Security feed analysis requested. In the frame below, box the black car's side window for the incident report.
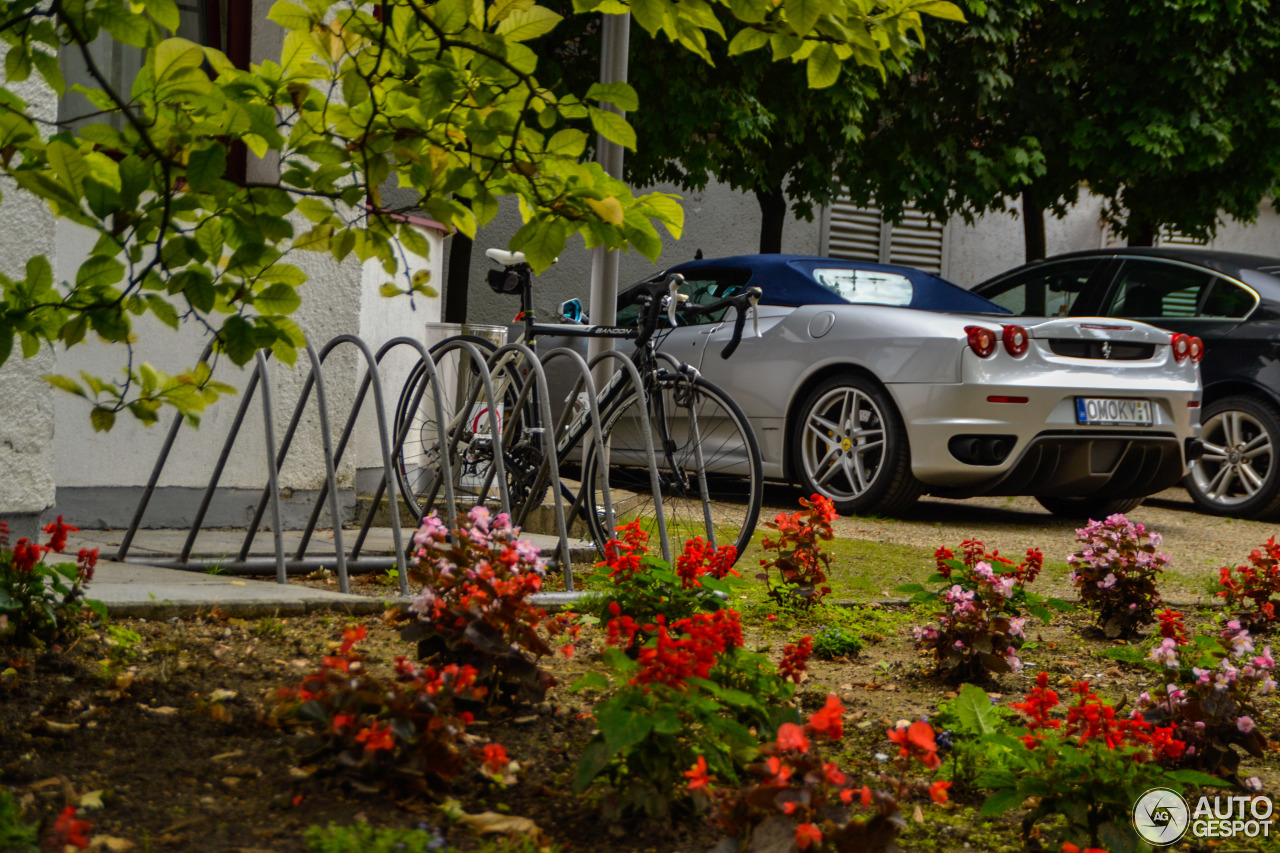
[1104,259,1252,320]
[677,280,744,325]
[980,259,1104,316]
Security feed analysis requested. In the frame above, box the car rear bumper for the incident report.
[928,431,1197,499]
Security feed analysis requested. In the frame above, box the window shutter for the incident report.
[825,195,947,275]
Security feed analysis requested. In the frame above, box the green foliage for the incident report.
[102,624,143,669]
[809,622,863,659]
[0,518,104,647]
[758,494,837,609]
[572,610,799,819]
[0,0,960,426]
[252,617,287,639]
[843,0,1280,255]
[304,822,447,853]
[932,682,1017,790]
[0,790,38,853]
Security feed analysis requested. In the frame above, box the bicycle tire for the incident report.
[394,335,514,521]
[582,373,763,562]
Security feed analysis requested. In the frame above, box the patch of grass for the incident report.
[252,617,287,639]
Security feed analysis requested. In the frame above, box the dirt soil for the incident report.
[2,594,1277,852]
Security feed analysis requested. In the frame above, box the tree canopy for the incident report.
[0,0,961,427]
[843,0,1280,260]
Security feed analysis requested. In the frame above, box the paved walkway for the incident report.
[68,528,594,618]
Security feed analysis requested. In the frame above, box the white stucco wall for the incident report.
[0,66,58,534]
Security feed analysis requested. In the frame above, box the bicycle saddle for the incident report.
[486,248,526,265]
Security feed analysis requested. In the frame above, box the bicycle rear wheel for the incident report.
[394,335,511,521]
[582,373,763,561]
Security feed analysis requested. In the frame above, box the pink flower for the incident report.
[1237,716,1255,734]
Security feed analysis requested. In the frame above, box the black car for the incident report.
[974,247,1280,520]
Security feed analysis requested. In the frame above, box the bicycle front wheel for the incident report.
[582,373,763,561]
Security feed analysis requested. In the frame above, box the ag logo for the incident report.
[1133,787,1190,844]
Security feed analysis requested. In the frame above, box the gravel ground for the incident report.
[758,483,1280,604]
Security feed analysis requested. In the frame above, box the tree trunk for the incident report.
[1126,217,1157,247]
[443,231,472,324]
[1021,188,1047,262]
[756,186,787,254]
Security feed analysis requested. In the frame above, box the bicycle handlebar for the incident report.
[680,286,762,359]
[617,273,687,348]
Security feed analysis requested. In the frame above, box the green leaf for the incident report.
[153,38,205,84]
[186,144,227,192]
[90,406,117,432]
[728,27,771,56]
[806,43,841,89]
[1168,769,1230,787]
[43,374,86,397]
[267,0,313,29]
[955,682,1000,735]
[47,140,88,197]
[586,82,639,112]
[784,0,825,37]
[496,5,562,41]
[571,671,611,692]
[595,703,654,755]
[76,256,125,290]
[915,0,966,22]
[589,108,637,150]
[220,315,259,365]
[0,319,13,367]
[510,218,567,272]
[574,738,610,792]
[546,129,588,158]
[253,283,301,315]
[980,788,1025,816]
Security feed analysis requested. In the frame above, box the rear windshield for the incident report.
[812,268,913,306]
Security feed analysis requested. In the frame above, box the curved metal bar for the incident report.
[439,337,512,515]
[490,342,573,585]
[303,343,351,593]
[181,365,264,564]
[536,346,612,531]
[117,342,215,561]
[310,334,411,592]
[242,367,318,563]
[255,351,288,584]
[587,349,670,560]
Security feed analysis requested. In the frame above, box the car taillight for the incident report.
[1171,333,1191,362]
[966,326,998,358]
[1188,335,1204,362]
[1002,324,1029,357]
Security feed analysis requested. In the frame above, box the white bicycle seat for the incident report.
[486,248,526,265]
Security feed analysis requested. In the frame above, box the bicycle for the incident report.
[393,248,765,561]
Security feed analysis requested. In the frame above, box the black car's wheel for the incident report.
[1186,395,1280,519]
[1035,495,1144,519]
[792,374,921,516]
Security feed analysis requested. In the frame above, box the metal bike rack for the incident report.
[115,330,683,596]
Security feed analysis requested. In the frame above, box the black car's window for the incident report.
[1104,259,1249,320]
[980,259,1103,316]
[1200,279,1257,319]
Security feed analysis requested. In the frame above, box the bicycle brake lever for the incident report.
[667,274,685,327]
[748,289,761,338]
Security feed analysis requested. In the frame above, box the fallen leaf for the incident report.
[913,804,924,824]
[209,689,237,702]
[211,751,244,762]
[140,705,179,715]
[89,836,134,851]
[79,790,106,809]
[457,812,550,848]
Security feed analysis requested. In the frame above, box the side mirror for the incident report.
[559,298,586,324]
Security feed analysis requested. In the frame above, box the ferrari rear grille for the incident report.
[1047,340,1155,360]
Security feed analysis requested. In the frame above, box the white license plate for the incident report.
[1076,397,1153,426]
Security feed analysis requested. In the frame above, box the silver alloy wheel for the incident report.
[799,385,886,502]
[1192,408,1275,508]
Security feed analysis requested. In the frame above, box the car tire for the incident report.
[1186,395,1280,519]
[792,374,921,516]
[1034,495,1145,519]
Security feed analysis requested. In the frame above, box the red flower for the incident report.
[684,755,713,791]
[480,743,510,774]
[1061,844,1109,853]
[354,721,395,752]
[806,694,844,741]
[929,779,952,804]
[339,624,367,655]
[76,548,98,582]
[331,713,354,732]
[45,806,91,849]
[765,755,793,786]
[776,722,810,753]
[43,515,78,553]
[821,762,846,786]
[779,636,814,683]
[11,538,46,573]
[795,822,823,850]
[887,720,941,769]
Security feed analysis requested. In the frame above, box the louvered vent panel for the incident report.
[827,199,884,262]
[888,208,945,273]
[1159,230,1210,248]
